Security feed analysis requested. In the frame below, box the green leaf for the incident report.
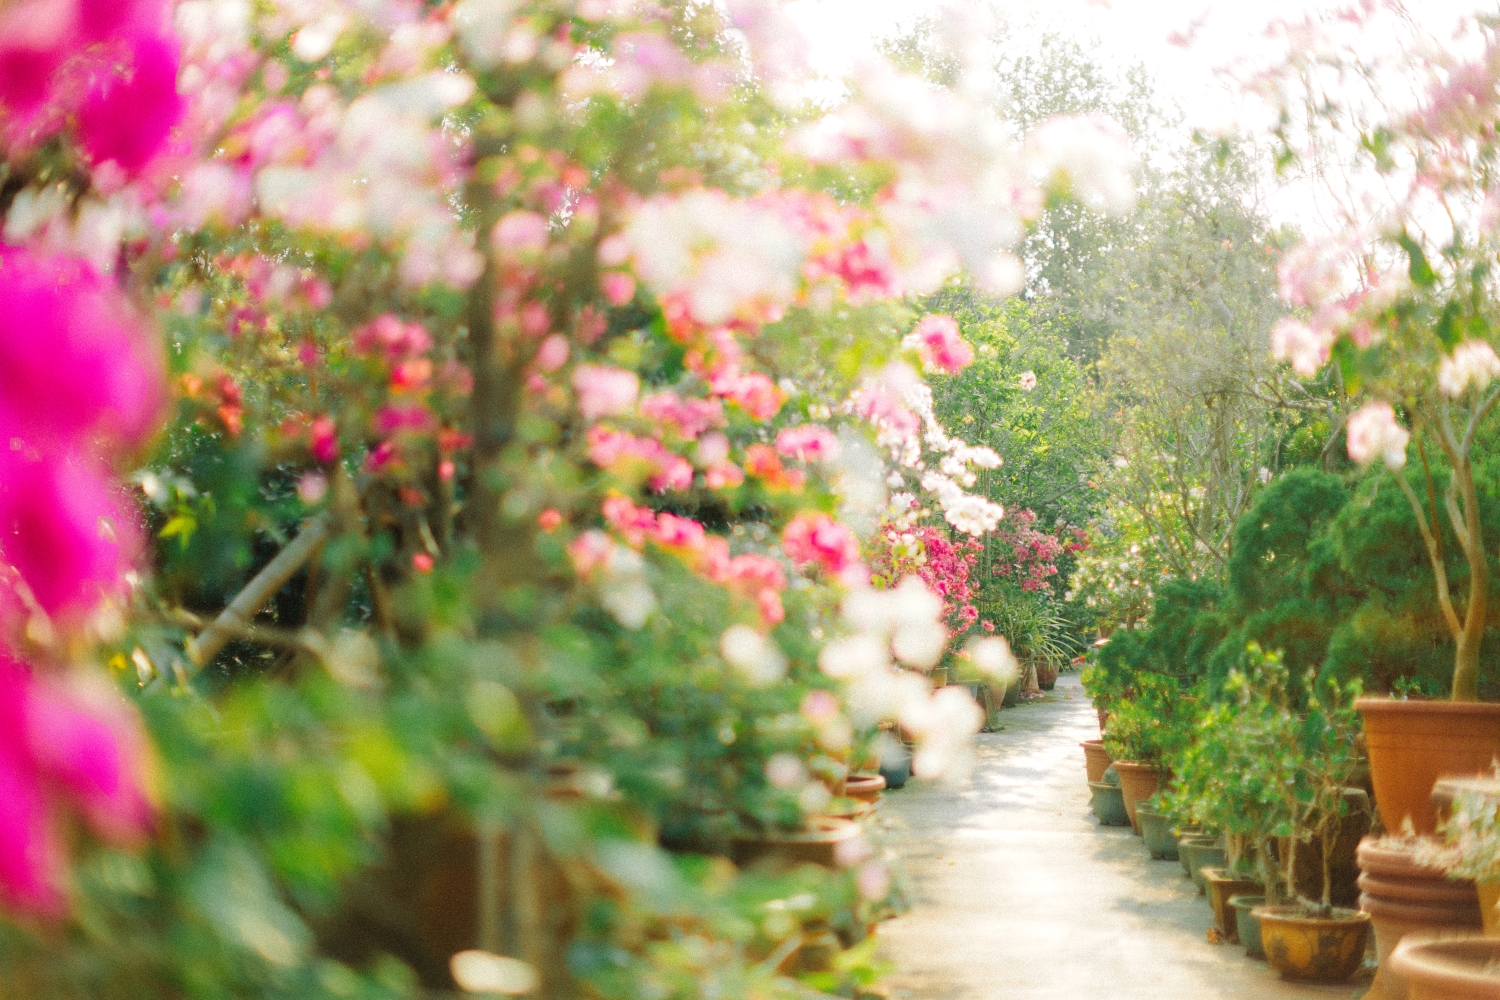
[1397,232,1436,288]
[1435,300,1463,349]
[159,514,197,549]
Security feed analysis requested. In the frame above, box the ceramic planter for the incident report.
[1253,906,1370,983]
[1230,895,1266,959]
[1111,761,1160,835]
[878,744,912,790]
[1482,882,1500,937]
[1036,662,1058,690]
[731,816,862,868]
[1356,697,1500,835]
[845,773,885,804]
[1203,869,1263,939]
[1135,806,1179,860]
[1180,836,1227,893]
[1088,781,1130,826]
[1389,935,1500,1000]
[1080,740,1113,784]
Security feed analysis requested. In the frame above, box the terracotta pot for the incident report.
[1357,698,1500,836]
[1482,882,1500,937]
[1088,781,1130,826]
[731,816,862,868]
[845,773,885,804]
[1080,740,1113,784]
[1254,906,1370,983]
[1111,761,1160,835]
[1390,934,1500,1000]
[1356,834,1482,986]
[1204,869,1263,940]
[1036,662,1059,690]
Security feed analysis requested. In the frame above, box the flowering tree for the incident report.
[0,0,1136,994]
[1252,2,1500,700]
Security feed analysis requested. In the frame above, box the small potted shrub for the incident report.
[1254,668,1371,984]
[1418,778,1500,935]
[1103,674,1198,834]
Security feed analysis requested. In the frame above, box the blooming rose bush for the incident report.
[0,0,1136,995]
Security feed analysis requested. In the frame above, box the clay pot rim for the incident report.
[1179,834,1223,847]
[1356,697,1500,716]
[1251,904,1370,928]
[1357,872,1479,904]
[1228,893,1265,909]
[1357,836,1461,880]
[1088,781,1124,792]
[1389,935,1500,988]
[1111,760,1161,774]
[1358,892,1485,924]
[1080,739,1105,747]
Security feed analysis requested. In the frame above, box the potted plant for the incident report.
[1102,674,1198,834]
[1254,669,1371,984]
[1418,778,1500,936]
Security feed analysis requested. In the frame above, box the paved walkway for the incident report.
[876,672,1373,1000]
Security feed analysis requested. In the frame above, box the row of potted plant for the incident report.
[1084,647,1373,983]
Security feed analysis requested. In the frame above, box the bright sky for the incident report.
[786,0,1484,132]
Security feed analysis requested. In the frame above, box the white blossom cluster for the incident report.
[819,578,984,778]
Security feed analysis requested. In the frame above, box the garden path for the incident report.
[875,672,1373,1000]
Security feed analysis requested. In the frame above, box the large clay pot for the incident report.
[1135,806,1179,860]
[1389,935,1500,1000]
[731,816,862,868]
[1036,662,1059,690]
[1111,761,1160,835]
[1357,698,1500,836]
[1204,869,1263,940]
[1482,882,1500,937]
[1088,781,1130,826]
[1254,906,1370,983]
[1080,740,1113,784]
[1230,895,1266,959]
[1357,835,1482,996]
[845,773,885,804]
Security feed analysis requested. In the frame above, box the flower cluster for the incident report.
[990,508,1066,593]
[868,521,985,638]
[0,246,161,909]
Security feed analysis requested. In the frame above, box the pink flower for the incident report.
[775,424,841,463]
[705,460,744,489]
[602,272,636,306]
[573,365,640,420]
[75,35,184,176]
[354,314,433,360]
[0,659,151,912]
[535,334,570,373]
[782,512,860,575]
[538,508,563,531]
[492,210,550,256]
[653,512,705,550]
[0,454,136,618]
[0,249,164,448]
[639,392,724,440]
[1347,401,1409,471]
[568,530,615,576]
[309,415,338,464]
[602,495,657,547]
[649,454,694,493]
[715,371,783,421]
[1019,371,1037,393]
[375,403,436,435]
[1271,318,1332,377]
[904,315,973,375]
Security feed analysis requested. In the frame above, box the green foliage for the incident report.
[1101,674,1200,768]
[1085,578,1227,706]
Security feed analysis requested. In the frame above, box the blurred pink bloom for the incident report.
[0,249,164,448]
[639,391,723,440]
[1346,401,1409,471]
[782,512,860,575]
[1271,318,1332,377]
[535,334,569,373]
[776,424,841,463]
[705,460,744,489]
[904,315,973,374]
[492,210,550,256]
[715,371,782,421]
[0,454,136,617]
[354,314,433,360]
[574,365,640,420]
[601,272,635,306]
[309,415,338,464]
[75,35,184,176]
[0,659,151,912]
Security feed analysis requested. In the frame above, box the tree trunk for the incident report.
[1454,461,1488,702]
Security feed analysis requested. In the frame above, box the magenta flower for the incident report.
[0,658,151,912]
[775,424,841,463]
[782,512,860,575]
[0,249,164,448]
[904,315,974,375]
[0,453,136,618]
[75,34,184,176]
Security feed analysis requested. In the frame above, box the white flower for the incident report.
[719,625,787,686]
[1019,370,1037,392]
[1438,340,1500,398]
[1023,115,1137,215]
[1346,401,1409,471]
[965,636,1018,683]
[765,752,806,788]
[818,634,889,679]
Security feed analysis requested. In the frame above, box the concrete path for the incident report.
[876,672,1373,1000]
